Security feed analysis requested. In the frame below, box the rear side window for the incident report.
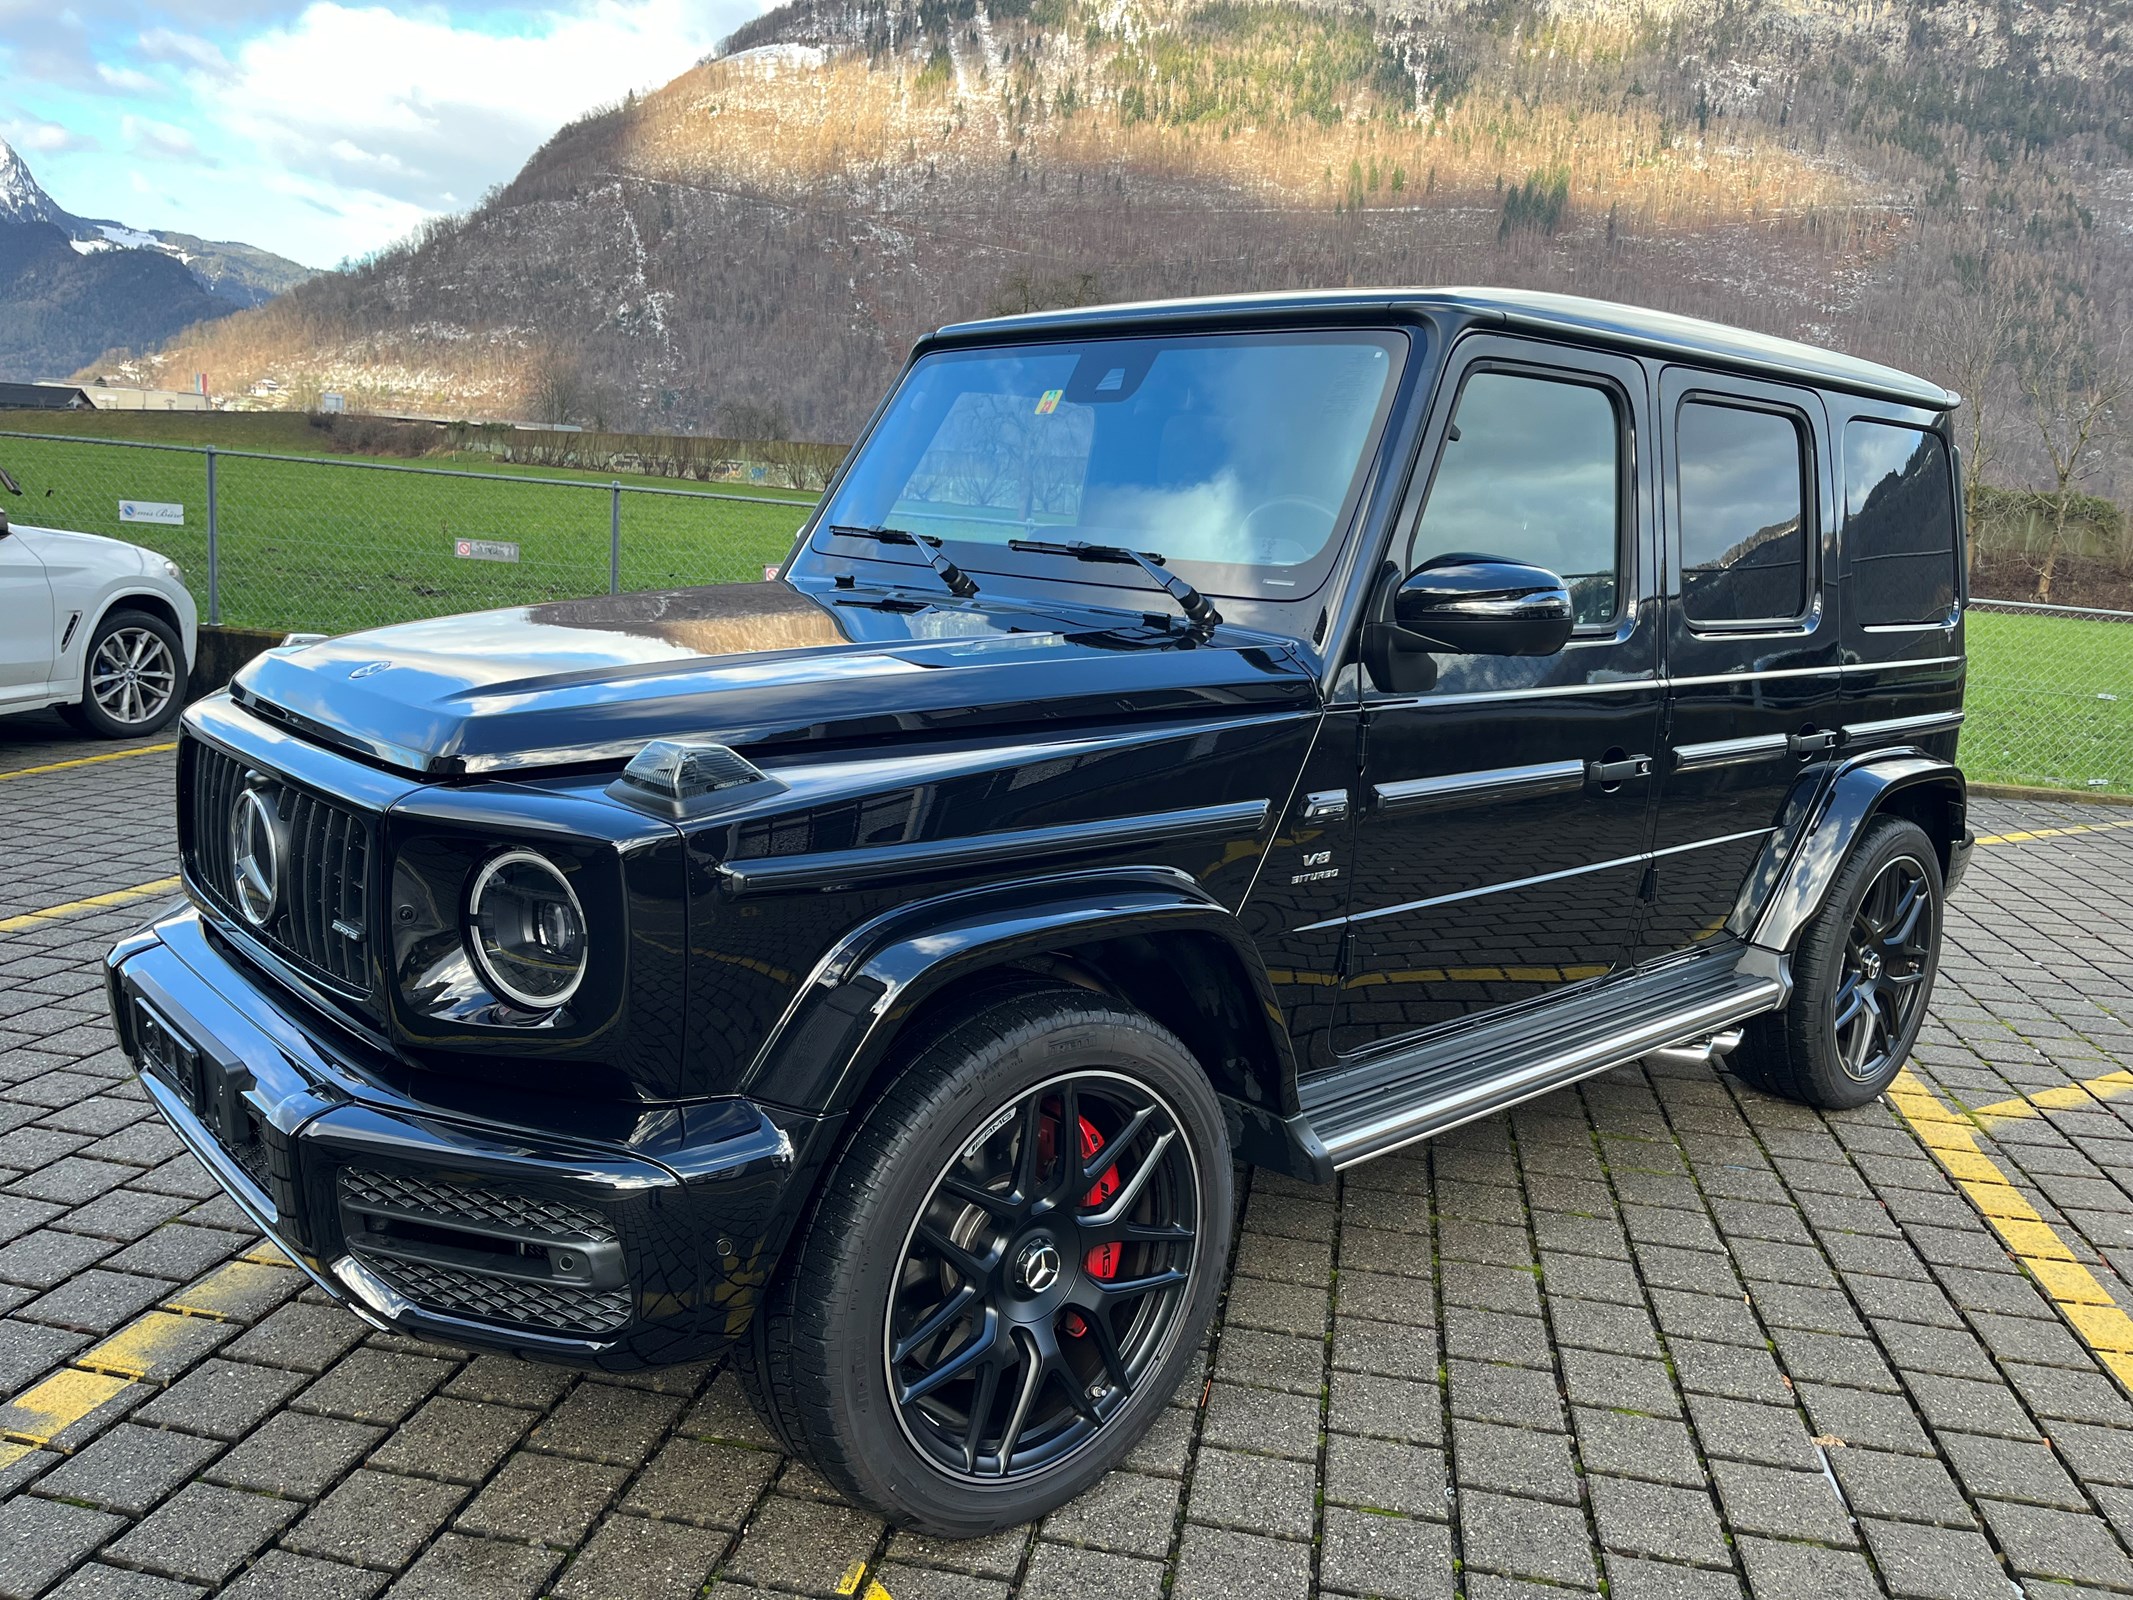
[1409,370,1622,625]
[1677,400,1810,627]
[1845,422,1957,625]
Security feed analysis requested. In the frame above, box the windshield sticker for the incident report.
[1033,388,1064,416]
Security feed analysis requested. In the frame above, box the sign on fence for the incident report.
[119,500,184,526]
[453,537,519,564]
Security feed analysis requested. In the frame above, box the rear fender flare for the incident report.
[1745,751,1967,953]
[740,866,1300,1125]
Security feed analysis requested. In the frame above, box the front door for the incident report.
[1332,337,1662,1058]
[0,531,53,704]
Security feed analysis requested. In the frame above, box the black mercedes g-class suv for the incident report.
[107,289,1969,1534]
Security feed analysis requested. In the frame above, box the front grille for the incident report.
[339,1167,614,1243]
[188,740,374,995]
[355,1253,634,1335]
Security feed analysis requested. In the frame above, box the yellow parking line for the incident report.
[837,1562,893,1600]
[0,1369,133,1447]
[1968,1068,2133,1128]
[0,742,176,782]
[0,877,180,936]
[0,1264,298,1457]
[1975,818,2133,847]
[1887,1070,2133,1387]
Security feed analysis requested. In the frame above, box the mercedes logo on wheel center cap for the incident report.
[228,784,285,929]
[1016,1238,1063,1295]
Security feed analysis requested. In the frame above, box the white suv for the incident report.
[0,505,198,739]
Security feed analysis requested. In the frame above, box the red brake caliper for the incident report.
[1063,1115,1121,1338]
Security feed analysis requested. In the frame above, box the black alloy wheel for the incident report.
[1832,853,1936,1084]
[732,982,1232,1536]
[885,1070,1200,1480]
[1730,814,1944,1109]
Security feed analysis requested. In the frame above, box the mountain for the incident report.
[130,0,2133,462]
[0,139,313,379]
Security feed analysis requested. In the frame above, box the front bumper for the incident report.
[107,907,819,1369]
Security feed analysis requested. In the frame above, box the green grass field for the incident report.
[1964,608,2133,796]
[4,425,2126,798]
[0,430,814,636]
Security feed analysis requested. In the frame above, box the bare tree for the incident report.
[527,346,585,428]
[1920,247,2030,583]
[2014,296,2126,601]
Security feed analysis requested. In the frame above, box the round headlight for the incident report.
[466,850,588,1010]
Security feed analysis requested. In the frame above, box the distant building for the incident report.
[83,382,211,412]
[0,382,95,411]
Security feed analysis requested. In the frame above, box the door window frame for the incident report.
[1669,385,1823,637]
[1353,334,1655,697]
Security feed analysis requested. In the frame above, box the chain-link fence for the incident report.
[0,430,817,637]
[6,429,2131,799]
[1965,597,2133,798]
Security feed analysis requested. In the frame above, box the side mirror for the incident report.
[0,509,10,539]
[1361,555,1574,694]
[1392,556,1575,656]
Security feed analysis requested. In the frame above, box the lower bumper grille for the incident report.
[356,1253,634,1335]
[336,1165,632,1339]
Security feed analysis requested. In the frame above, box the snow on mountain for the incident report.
[0,138,308,310]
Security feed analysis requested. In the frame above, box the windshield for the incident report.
[813,329,1406,600]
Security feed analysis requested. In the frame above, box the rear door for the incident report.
[1641,369,1841,961]
[1332,336,1662,1058]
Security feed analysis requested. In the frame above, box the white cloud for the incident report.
[136,28,231,75]
[4,120,99,155]
[207,1,750,216]
[96,61,161,92]
[124,115,204,161]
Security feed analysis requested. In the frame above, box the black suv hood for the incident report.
[230,581,1316,776]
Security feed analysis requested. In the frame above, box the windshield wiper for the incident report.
[826,524,979,599]
[1007,539,1221,632]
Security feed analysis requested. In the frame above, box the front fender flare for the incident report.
[1746,751,1968,953]
[740,864,1306,1135]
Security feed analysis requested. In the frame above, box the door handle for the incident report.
[1788,729,1841,757]
[1587,754,1653,787]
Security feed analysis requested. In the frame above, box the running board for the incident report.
[1298,952,1788,1171]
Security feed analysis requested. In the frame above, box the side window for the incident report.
[1845,422,1957,625]
[1408,370,1621,625]
[1677,400,1810,627]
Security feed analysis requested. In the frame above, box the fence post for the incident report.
[609,481,622,596]
[205,447,220,626]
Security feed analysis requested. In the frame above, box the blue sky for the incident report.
[1,2,771,269]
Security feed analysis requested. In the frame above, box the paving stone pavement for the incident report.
[6,717,2133,1598]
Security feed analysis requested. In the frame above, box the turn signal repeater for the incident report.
[609,738,786,817]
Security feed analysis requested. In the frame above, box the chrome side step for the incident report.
[1313,972,1785,1172]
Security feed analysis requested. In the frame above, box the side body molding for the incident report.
[1742,750,1969,954]
[741,868,1325,1178]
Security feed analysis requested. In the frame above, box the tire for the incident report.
[1731,816,1943,1109]
[736,982,1233,1535]
[69,608,185,739]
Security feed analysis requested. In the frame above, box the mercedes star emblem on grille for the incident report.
[228,783,284,928]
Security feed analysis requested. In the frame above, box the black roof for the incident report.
[932,287,1956,412]
[0,381,94,410]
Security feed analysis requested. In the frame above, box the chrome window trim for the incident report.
[1672,733,1791,771]
[1841,711,1965,742]
[1373,759,1586,815]
[1360,655,1963,713]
